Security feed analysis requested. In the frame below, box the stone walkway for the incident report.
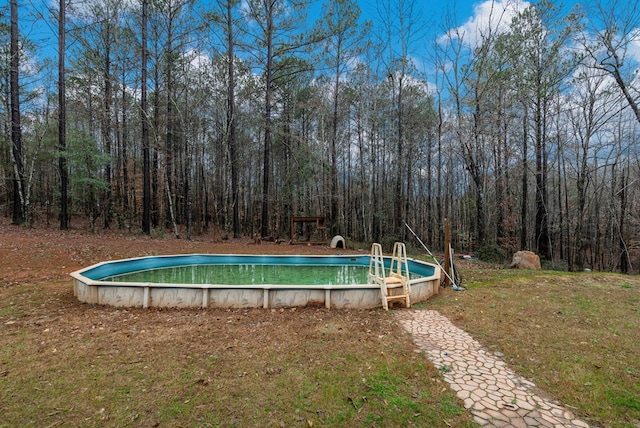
[395,310,590,428]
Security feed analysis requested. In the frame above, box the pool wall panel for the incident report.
[150,288,203,308]
[74,279,99,304]
[208,289,264,308]
[410,277,440,301]
[98,286,145,307]
[269,289,326,308]
[71,254,441,309]
[330,289,380,309]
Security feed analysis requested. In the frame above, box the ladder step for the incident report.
[369,242,411,310]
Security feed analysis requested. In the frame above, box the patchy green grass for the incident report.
[0,281,475,427]
[428,263,640,428]
[2,225,638,427]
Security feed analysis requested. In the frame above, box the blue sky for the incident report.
[359,0,479,28]
[16,0,507,61]
[352,0,534,78]
[13,0,591,90]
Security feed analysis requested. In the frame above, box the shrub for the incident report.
[475,244,505,263]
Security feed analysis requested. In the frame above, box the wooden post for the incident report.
[444,218,452,287]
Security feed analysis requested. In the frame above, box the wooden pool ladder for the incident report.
[368,242,411,310]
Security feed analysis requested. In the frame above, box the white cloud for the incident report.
[186,49,211,71]
[626,27,640,62]
[440,0,530,48]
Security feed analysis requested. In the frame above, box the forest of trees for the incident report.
[2,0,640,272]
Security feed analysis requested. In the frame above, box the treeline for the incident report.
[1,0,639,272]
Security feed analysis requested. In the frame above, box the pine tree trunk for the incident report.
[58,0,68,230]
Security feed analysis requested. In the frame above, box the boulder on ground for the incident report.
[509,250,541,270]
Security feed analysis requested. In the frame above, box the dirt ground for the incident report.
[2,220,476,427]
[0,218,365,322]
[0,219,358,268]
[4,220,638,426]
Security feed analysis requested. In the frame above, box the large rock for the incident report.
[509,250,541,270]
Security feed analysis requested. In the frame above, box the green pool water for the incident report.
[106,264,372,286]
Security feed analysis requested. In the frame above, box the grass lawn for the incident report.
[1,226,639,427]
[426,261,640,428]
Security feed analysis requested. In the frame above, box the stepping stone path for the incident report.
[396,310,591,428]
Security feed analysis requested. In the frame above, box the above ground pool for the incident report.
[71,254,440,309]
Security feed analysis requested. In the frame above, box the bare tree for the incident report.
[10,0,26,225]
[209,0,243,238]
[436,6,491,250]
[505,1,578,260]
[142,0,151,234]
[225,0,240,239]
[59,0,68,230]
[244,0,313,239]
[376,0,424,239]
[566,65,620,270]
[581,0,640,123]
[316,0,370,236]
